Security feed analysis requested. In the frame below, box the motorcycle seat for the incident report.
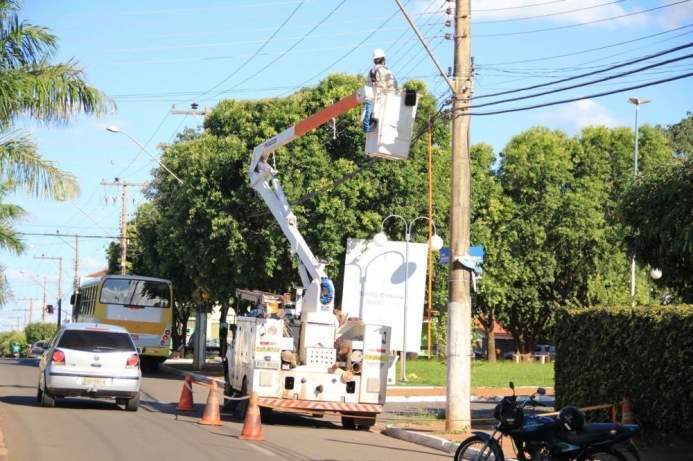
[559,423,626,446]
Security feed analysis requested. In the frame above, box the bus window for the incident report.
[131,281,171,308]
[101,279,133,304]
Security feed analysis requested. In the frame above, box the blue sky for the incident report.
[1,0,692,330]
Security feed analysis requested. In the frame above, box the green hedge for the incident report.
[555,305,693,440]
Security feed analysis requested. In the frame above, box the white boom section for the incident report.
[249,87,371,318]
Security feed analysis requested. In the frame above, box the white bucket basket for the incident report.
[366,89,419,161]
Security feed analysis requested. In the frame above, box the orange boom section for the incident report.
[295,91,362,137]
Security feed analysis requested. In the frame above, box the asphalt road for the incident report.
[0,358,448,461]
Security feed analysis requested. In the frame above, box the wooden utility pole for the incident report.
[34,255,63,326]
[42,275,47,322]
[101,179,146,274]
[447,0,473,432]
[73,235,80,295]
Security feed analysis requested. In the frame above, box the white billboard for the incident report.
[341,238,429,353]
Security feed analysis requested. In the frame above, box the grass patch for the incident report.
[403,359,554,387]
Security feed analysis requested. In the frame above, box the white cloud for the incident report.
[82,256,106,272]
[538,98,625,133]
[415,0,650,28]
[656,1,693,27]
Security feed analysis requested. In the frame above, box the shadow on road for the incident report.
[0,358,38,368]
[325,438,450,458]
[0,394,123,411]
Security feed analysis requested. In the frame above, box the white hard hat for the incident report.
[372,48,385,60]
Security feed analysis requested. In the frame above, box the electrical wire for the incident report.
[466,71,693,116]
[188,0,305,103]
[474,0,626,24]
[280,0,412,96]
[481,24,692,66]
[474,0,568,12]
[472,52,693,109]
[476,1,689,38]
[475,41,693,99]
[210,0,348,99]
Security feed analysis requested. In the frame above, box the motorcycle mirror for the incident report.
[537,387,546,395]
[509,381,515,390]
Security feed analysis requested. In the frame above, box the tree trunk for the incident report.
[487,328,497,362]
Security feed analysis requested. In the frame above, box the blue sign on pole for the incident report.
[438,246,485,272]
[438,247,450,265]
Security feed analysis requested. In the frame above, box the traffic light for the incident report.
[46,304,54,314]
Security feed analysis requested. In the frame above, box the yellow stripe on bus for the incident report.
[102,320,164,335]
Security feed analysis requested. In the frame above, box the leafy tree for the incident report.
[0,0,111,303]
[114,75,452,350]
[23,321,56,343]
[620,158,693,301]
[663,111,692,158]
[0,329,26,355]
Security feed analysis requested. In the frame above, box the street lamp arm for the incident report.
[110,128,184,184]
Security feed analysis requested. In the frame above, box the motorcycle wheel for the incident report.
[581,449,628,461]
[454,435,503,461]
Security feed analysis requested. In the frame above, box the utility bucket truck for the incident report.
[224,86,418,429]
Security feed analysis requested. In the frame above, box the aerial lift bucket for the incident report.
[365,88,418,161]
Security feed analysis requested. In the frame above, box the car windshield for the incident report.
[100,278,171,308]
[57,330,135,352]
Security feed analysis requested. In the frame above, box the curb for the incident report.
[383,426,459,455]
[160,364,224,387]
[383,426,521,460]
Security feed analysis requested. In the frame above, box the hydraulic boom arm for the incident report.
[248,86,372,318]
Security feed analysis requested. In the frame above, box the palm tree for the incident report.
[0,0,113,302]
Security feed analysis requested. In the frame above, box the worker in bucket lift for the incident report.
[363,48,398,132]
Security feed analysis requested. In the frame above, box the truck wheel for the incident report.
[341,416,356,430]
[260,406,273,424]
[234,377,249,420]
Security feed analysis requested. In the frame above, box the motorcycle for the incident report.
[454,382,641,461]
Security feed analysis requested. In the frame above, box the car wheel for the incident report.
[125,392,140,412]
[40,389,55,408]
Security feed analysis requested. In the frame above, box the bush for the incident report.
[555,305,693,440]
[0,330,28,356]
[24,322,57,344]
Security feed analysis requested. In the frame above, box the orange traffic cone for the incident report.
[239,392,264,441]
[621,398,634,424]
[177,374,194,411]
[199,380,223,426]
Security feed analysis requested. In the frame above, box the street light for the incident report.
[373,214,443,382]
[627,97,651,306]
[106,125,184,184]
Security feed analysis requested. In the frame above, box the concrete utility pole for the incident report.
[394,0,473,431]
[447,0,473,432]
[101,179,147,274]
[42,275,47,322]
[73,235,80,296]
[34,255,63,326]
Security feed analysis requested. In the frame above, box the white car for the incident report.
[37,323,142,411]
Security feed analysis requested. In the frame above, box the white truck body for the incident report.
[226,316,391,416]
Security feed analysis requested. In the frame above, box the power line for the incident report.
[481,24,692,66]
[189,0,305,103]
[211,0,348,99]
[472,52,693,109]
[474,0,626,24]
[466,71,693,116]
[474,0,568,12]
[17,232,121,239]
[280,1,411,96]
[476,41,693,99]
[476,1,689,38]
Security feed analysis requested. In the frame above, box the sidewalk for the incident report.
[161,359,555,404]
